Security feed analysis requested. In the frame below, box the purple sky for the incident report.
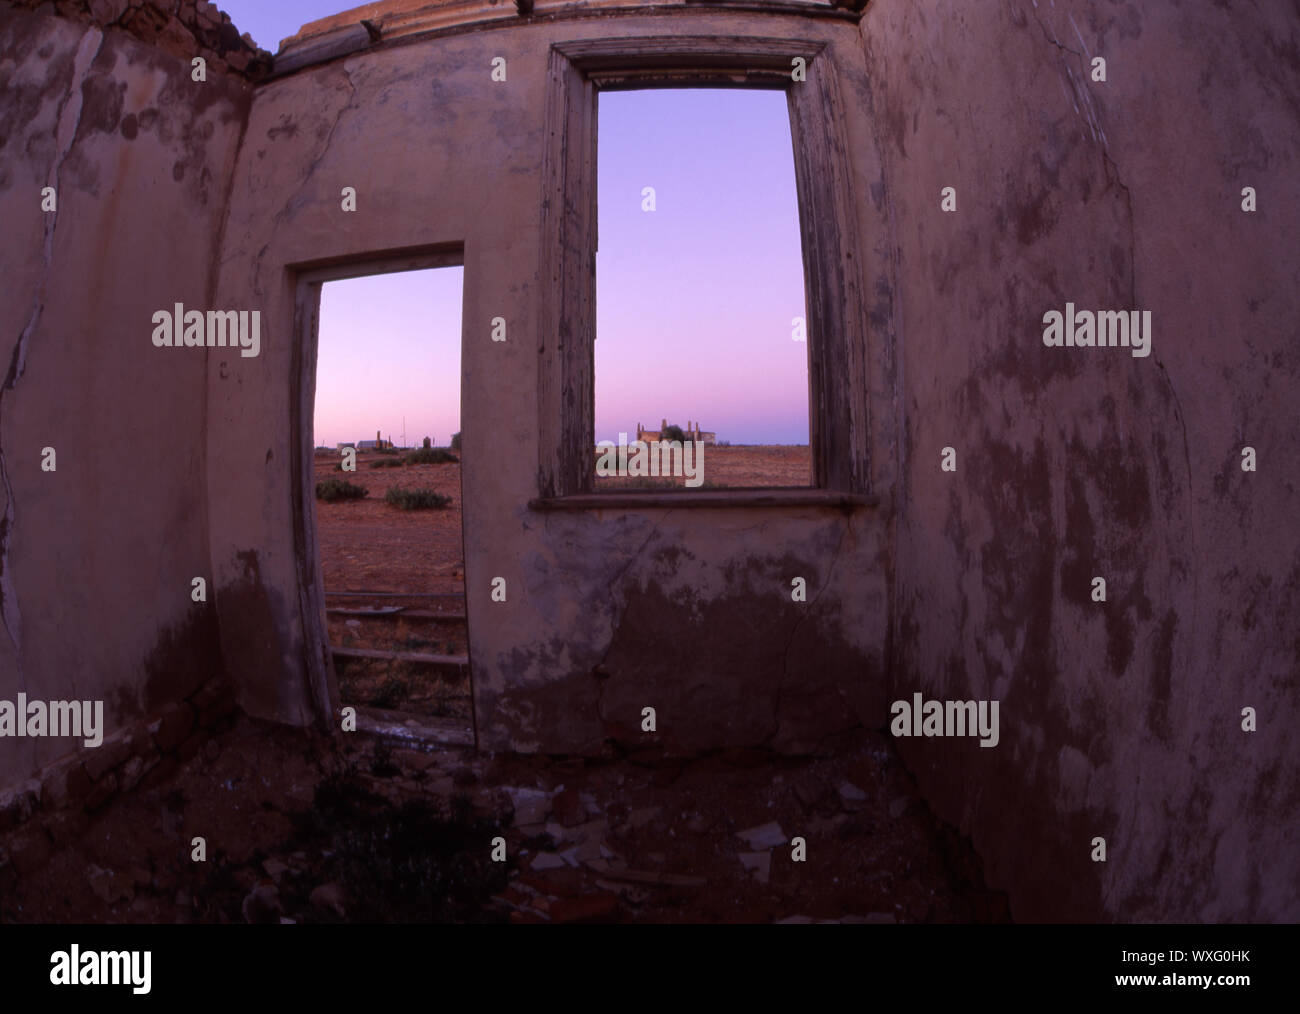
[214,1,327,53]
[220,4,810,447]
[315,268,464,449]
[595,87,808,445]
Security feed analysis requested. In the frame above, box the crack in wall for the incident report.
[250,62,360,301]
[1030,5,1109,149]
[1102,144,1197,918]
[1030,4,1083,59]
[1103,149,1199,633]
[0,26,105,670]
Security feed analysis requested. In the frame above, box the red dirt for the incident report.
[1,717,1006,925]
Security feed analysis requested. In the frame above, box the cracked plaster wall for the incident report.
[0,5,250,785]
[208,10,893,755]
[863,0,1300,921]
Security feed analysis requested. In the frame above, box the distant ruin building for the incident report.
[636,418,716,445]
[357,429,394,451]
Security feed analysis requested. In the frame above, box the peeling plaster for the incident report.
[0,25,104,666]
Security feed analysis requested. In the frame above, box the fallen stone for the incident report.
[41,810,90,848]
[736,821,787,850]
[84,773,119,812]
[504,786,550,825]
[153,703,195,752]
[89,0,131,24]
[84,738,132,781]
[595,879,651,905]
[838,781,867,801]
[41,759,93,809]
[530,852,567,871]
[118,755,148,792]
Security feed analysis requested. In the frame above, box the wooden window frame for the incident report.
[533,35,873,509]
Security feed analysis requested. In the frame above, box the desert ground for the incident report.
[2,716,1005,924]
[314,446,814,720]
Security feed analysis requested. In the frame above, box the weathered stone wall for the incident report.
[6,0,270,77]
[0,4,251,786]
[862,1,1300,921]
[0,675,236,873]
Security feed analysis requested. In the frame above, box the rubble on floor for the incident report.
[0,717,1009,924]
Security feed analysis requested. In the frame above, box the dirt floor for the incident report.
[0,445,1010,922]
[0,716,1007,924]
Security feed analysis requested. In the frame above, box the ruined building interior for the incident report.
[0,0,1297,929]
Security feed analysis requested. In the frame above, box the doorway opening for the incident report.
[300,253,472,742]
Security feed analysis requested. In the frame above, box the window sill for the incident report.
[528,488,880,511]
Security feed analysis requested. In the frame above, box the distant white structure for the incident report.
[636,418,716,445]
[355,429,393,451]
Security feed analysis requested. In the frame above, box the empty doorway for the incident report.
[296,250,473,743]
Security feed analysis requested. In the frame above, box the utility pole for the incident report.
[402,416,406,451]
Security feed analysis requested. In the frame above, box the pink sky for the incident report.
[311,87,809,449]
[314,268,464,449]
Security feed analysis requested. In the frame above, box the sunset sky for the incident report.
[218,3,810,448]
